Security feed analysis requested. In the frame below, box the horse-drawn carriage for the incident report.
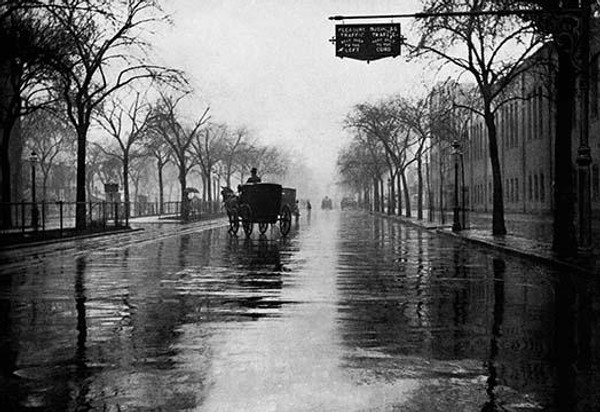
[221,183,295,236]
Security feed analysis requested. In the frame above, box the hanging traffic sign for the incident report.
[335,23,402,62]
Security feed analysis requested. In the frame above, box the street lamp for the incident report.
[576,0,593,253]
[451,140,462,232]
[28,151,39,231]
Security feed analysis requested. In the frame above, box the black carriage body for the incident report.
[239,183,282,224]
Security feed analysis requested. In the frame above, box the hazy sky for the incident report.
[156,0,429,189]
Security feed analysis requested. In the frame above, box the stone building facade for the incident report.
[430,44,600,228]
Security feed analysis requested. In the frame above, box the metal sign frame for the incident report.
[335,23,402,62]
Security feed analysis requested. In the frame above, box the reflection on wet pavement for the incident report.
[0,210,599,411]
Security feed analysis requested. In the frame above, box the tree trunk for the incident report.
[552,46,577,255]
[401,170,411,218]
[42,171,49,201]
[179,166,188,221]
[380,179,385,213]
[206,170,213,203]
[75,126,88,230]
[417,151,423,220]
[484,106,507,235]
[123,154,129,226]
[397,173,402,216]
[373,178,380,212]
[439,153,445,225]
[389,172,396,215]
[1,123,14,228]
[0,59,21,228]
[157,160,164,214]
[426,151,433,222]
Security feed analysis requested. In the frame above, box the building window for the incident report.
[593,164,599,201]
[540,173,545,202]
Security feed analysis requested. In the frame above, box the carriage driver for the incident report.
[246,167,262,184]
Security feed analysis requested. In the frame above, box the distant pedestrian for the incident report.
[306,200,312,210]
[246,167,261,183]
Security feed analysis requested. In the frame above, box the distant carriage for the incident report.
[221,183,295,237]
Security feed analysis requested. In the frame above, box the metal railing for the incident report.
[0,200,224,236]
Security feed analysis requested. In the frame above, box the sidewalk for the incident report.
[0,213,227,250]
[380,211,599,276]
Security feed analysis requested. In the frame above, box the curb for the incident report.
[0,227,144,251]
[375,212,596,276]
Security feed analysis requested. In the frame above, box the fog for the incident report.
[155,0,429,202]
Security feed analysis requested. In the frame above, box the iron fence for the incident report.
[0,200,223,236]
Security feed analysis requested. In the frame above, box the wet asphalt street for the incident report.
[0,210,599,411]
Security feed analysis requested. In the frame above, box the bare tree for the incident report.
[149,92,210,220]
[48,0,186,229]
[221,126,250,187]
[191,122,226,205]
[337,136,387,211]
[250,145,288,182]
[97,92,151,225]
[395,96,434,220]
[21,106,75,200]
[128,155,153,215]
[0,2,68,226]
[86,143,121,200]
[413,0,544,235]
[145,126,172,214]
[511,0,586,254]
[345,99,418,216]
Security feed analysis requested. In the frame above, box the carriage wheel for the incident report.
[240,204,253,237]
[280,205,292,236]
[258,222,269,234]
[228,210,239,235]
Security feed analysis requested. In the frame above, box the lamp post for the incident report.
[576,0,593,253]
[452,140,462,232]
[29,151,39,231]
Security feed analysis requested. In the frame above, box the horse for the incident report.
[221,186,240,233]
